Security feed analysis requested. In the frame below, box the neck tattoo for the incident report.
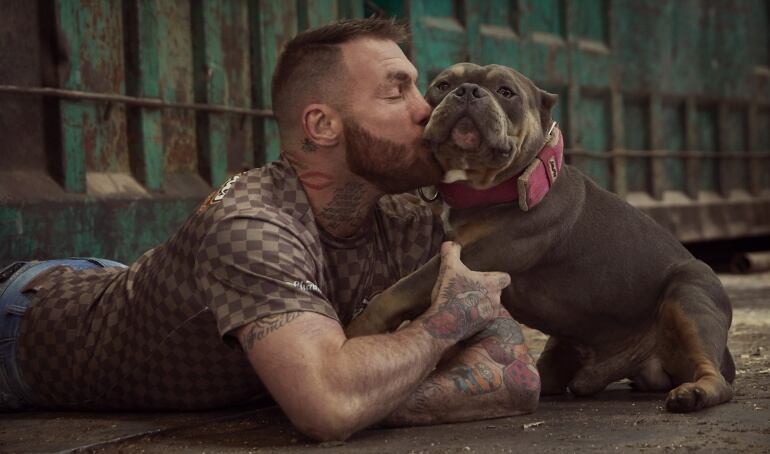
[301,138,318,153]
[318,181,367,234]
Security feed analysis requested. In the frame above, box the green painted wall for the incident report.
[1,0,769,265]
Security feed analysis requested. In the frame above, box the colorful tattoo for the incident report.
[242,312,302,351]
[449,362,502,395]
[503,359,540,393]
[422,276,489,340]
[474,317,526,365]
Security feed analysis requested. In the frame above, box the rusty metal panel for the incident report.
[192,0,253,186]
[124,0,163,192]
[56,0,129,192]
[250,0,298,164]
[157,0,198,174]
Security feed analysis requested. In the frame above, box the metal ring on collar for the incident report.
[418,187,439,203]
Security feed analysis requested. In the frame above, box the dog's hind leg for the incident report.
[536,336,582,395]
[657,260,734,412]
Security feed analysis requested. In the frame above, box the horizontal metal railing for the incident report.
[2,84,768,160]
[0,84,274,117]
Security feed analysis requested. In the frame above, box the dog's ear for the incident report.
[540,89,558,111]
[539,89,558,132]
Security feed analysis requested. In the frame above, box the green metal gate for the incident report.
[1,0,769,264]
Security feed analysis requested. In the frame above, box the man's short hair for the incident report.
[271,18,409,133]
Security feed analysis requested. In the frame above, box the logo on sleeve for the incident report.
[196,172,246,215]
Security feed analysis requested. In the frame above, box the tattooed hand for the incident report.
[421,242,510,342]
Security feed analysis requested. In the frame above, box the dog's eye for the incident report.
[497,87,515,98]
[436,81,450,91]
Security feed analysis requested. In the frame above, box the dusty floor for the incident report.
[1,272,768,453]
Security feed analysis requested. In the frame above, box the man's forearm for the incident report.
[380,312,540,426]
[324,322,455,431]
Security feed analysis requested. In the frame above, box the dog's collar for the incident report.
[436,124,563,211]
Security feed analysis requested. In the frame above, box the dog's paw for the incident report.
[665,383,706,412]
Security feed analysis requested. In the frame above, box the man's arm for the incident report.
[235,242,509,441]
[380,307,540,426]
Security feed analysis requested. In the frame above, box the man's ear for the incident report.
[301,104,342,147]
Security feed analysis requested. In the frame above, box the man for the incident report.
[0,18,539,441]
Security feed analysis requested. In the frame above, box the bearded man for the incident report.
[0,18,539,441]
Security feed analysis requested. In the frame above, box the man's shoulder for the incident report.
[199,159,312,225]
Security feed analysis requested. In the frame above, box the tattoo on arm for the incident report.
[241,312,302,352]
[472,315,540,395]
[449,362,502,395]
[422,275,489,340]
[404,377,445,415]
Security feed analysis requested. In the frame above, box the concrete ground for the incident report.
[1,272,769,453]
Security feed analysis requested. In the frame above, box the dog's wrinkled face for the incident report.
[424,63,558,189]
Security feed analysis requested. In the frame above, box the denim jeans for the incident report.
[0,258,127,410]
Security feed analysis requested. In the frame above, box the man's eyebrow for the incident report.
[386,70,414,84]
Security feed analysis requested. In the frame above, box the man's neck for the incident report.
[285,151,382,238]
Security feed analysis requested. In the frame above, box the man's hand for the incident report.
[421,241,511,342]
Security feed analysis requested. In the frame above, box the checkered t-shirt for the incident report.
[17,158,443,410]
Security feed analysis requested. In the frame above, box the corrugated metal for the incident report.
[0,0,768,265]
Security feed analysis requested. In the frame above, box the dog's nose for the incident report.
[453,83,486,101]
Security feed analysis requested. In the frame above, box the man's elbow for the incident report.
[507,372,541,414]
[287,397,361,442]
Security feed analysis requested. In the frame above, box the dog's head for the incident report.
[423,63,558,189]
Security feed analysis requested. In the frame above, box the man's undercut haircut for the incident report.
[271,18,409,132]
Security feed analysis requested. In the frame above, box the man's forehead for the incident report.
[341,38,417,80]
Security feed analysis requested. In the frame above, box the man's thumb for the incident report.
[485,272,511,291]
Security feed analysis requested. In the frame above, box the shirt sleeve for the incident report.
[195,212,339,340]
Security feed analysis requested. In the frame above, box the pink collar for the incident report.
[437,129,564,211]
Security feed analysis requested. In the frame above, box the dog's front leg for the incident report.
[345,254,440,337]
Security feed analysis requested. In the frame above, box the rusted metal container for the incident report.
[1,0,768,264]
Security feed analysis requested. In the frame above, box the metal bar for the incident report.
[649,94,664,199]
[55,0,86,193]
[611,91,626,198]
[124,0,164,192]
[717,102,730,197]
[684,97,699,199]
[0,85,274,117]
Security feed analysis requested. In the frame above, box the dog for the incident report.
[345,63,735,412]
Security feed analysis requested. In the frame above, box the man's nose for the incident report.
[453,83,487,101]
[414,95,432,127]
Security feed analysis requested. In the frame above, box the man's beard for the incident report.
[344,118,443,194]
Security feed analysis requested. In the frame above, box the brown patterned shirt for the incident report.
[17,159,443,410]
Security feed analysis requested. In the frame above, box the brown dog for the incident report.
[345,63,735,412]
